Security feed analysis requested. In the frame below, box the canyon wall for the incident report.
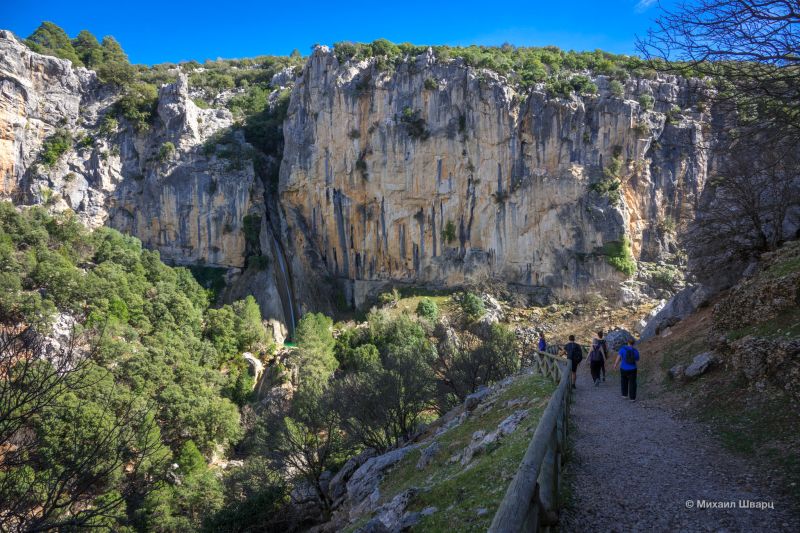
[280,47,708,306]
[1,29,714,329]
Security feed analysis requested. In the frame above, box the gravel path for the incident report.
[560,365,799,532]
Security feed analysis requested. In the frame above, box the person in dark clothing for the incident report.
[613,338,640,401]
[563,335,583,389]
[588,333,607,387]
[538,332,547,353]
[597,330,608,382]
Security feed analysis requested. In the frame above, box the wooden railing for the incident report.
[490,350,572,532]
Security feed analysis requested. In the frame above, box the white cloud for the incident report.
[635,0,658,13]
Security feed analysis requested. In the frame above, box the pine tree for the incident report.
[26,21,82,66]
[72,29,103,68]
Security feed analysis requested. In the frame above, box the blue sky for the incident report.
[2,0,671,65]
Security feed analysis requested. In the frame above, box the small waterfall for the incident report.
[269,234,297,336]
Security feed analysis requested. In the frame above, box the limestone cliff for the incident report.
[279,47,708,307]
[0,30,294,329]
[2,29,715,331]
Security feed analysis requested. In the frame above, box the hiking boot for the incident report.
[594,379,599,387]
[621,395,627,399]
[602,376,606,382]
[629,398,636,402]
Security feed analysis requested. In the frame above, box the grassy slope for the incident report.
[347,372,555,532]
[639,245,800,507]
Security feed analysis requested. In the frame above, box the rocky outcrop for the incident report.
[683,351,715,378]
[280,46,709,308]
[0,30,96,199]
[0,31,295,329]
[641,284,710,340]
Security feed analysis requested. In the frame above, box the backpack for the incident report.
[621,346,637,365]
[567,342,583,364]
[589,342,602,362]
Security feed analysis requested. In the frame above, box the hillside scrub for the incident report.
[372,371,555,532]
[331,39,675,88]
[0,202,270,530]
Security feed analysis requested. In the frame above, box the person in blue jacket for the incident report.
[613,338,640,401]
[537,332,547,352]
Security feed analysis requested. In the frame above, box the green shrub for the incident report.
[377,288,400,306]
[546,78,573,98]
[666,105,682,124]
[77,135,94,149]
[633,121,650,136]
[424,77,439,90]
[39,130,72,166]
[658,215,677,235]
[638,94,654,111]
[96,60,135,86]
[609,79,624,98]
[415,298,439,321]
[157,141,175,162]
[569,75,598,96]
[115,82,158,131]
[442,220,457,244]
[99,115,119,137]
[650,264,680,289]
[242,214,261,251]
[601,238,636,276]
[399,107,430,140]
[460,292,485,321]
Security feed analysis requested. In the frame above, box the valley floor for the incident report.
[560,367,800,532]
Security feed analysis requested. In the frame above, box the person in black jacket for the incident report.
[563,335,583,389]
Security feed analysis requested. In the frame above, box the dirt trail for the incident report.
[560,364,799,532]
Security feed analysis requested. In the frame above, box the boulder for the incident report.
[667,364,685,380]
[684,352,715,378]
[604,328,636,352]
[346,446,417,517]
[461,410,528,465]
[463,386,491,411]
[641,285,711,340]
[416,442,440,470]
[329,449,378,507]
[373,488,417,531]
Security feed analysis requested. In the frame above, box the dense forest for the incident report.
[0,201,520,531]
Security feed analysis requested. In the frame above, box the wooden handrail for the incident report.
[490,349,572,532]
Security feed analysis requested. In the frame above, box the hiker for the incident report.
[588,332,607,386]
[538,332,547,353]
[563,335,583,389]
[597,330,608,382]
[613,338,640,401]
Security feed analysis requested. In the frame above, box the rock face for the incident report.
[0,31,294,329]
[3,31,717,329]
[280,46,709,308]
